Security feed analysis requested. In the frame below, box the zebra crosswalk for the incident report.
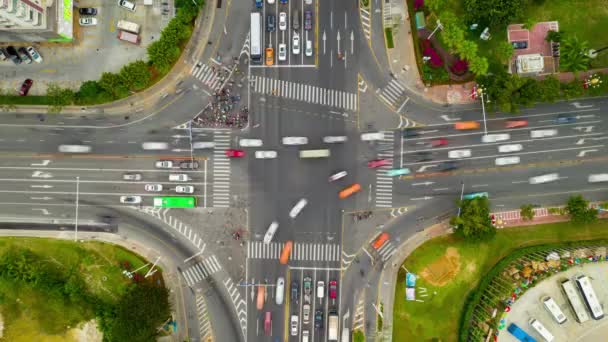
[196,295,214,341]
[224,277,247,338]
[182,255,223,286]
[352,296,366,331]
[250,76,358,111]
[375,131,394,208]
[378,79,407,109]
[212,130,231,208]
[360,7,371,41]
[247,241,341,262]
[190,62,224,91]
[377,240,397,262]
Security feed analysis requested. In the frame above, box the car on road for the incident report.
[292,33,300,54]
[413,152,433,162]
[303,304,310,324]
[438,161,458,171]
[192,141,215,149]
[282,136,308,145]
[118,0,136,12]
[316,281,325,299]
[266,14,275,32]
[329,171,347,182]
[387,168,410,177]
[323,136,347,143]
[265,47,274,66]
[314,310,323,329]
[180,161,199,169]
[531,129,557,138]
[280,0,288,3]
[225,149,245,158]
[505,119,528,128]
[304,277,312,298]
[255,150,277,159]
[448,149,472,159]
[339,183,361,199]
[289,198,308,218]
[255,0,263,8]
[305,40,313,57]
[329,280,337,299]
[19,79,33,96]
[431,138,448,147]
[58,144,91,153]
[279,12,287,30]
[402,128,421,137]
[144,184,163,192]
[304,10,312,30]
[239,138,263,147]
[123,173,142,181]
[495,156,520,166]
[26,46,42,63]
[361,132,384,141]
[264,311,272,336]
[482,133,510,143]
[155,160,174,168]
[267,0,275,3]
[372,233,389,249]
[291,281,299,303]
[498,144,523,153]
[276,277,285,305]
[175,185,194,194]
[142,142,169,150]
[292,10,300,30]
[454,121,480,130]
[367,159,390,168]
[120,195,141,204]
[588,174,608,183]
[305,0,312,4]
[529,173,559,184]
[79,17,98,26]
[263,221,279,243]
[290,315,299,336]
[278,43,287,61]
[169,174,189,182]
[556,114,576,124]
[78,7,97,15]
[17,47,32,64]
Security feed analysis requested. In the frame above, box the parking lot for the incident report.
[0,0,172,95]
[503,262,608,342]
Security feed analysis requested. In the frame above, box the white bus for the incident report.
[528,318,554,342]
[561,279,589,323]
[250,13,262,64]
[341,327,350,342]
[542,296,567,324]
[575,275,604,320]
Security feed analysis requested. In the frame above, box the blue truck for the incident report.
[507,323,537,342]
[255,0,262,8]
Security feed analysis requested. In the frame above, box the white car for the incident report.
[495,156,520,166]
[279,12,287,31]
[305,0,312,4]
[123,173,142,181]
[276,277,285,305]
[79,17,98,26]
[26,46,43,63]
[263,221,279,244]
[292,33,300,55]
[316,281,325,299]
[323,136,347,143]
[155,160,173,168]
[282,136,308,145]
[268,0,275,3]
[278,44,287,61]
[192,141,215,149]
[289,198,308,218]
[144,184,163,192]
[142,142,169,150]
[290,315,299,336]
[175,185,194,194]
[361,132,384,141]
[58,145,91,153]
[498,144,523,153]
[118,0,136,11]
[169,174,189,182]
[529,173,559,184]
[329,171,347,182]
[303,304,310,324]
[588,174,608,183]
[481,133,510,143]
[120,195,141,204]
[531,129,558,138]
[239,138,263,147]
[305,40,313,57]
[255,150,278,159]
[448,149,472,159]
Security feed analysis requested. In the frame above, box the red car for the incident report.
[367,159,390,168]
[329,280,337,299]
[431,138,448,147]
[505,119,528,128]
[19,79,33,96]
[225,149,245,158]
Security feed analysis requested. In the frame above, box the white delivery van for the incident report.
[481,133,510,143]
[117,20,140,33]
[495,156,520,166]
[300,149,330,158]
[531,129,557,138]
[588,174,608,183]
[58,145,92,153]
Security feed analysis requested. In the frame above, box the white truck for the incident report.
[117,20,140,34]
[328,311,339,341]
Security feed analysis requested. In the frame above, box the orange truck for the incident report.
[279,240,293,265]
[454,121,480,130]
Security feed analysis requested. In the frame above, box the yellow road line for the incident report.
[283,268,291,342]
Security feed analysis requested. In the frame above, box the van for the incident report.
[192,142,215,149]
[495,156,520,166]
[542,296,567,324]
[58,145,92,153]
[299,149,330,158]
[292,10,300,30]
[142,142,168,150]
[454,121,480,130]
[531,129,557,138]
[588,174,608,183]
[529,173,559,184]
[276,277,285,305]
[339,183,361,199]
[116,20,140,34]
[263,221,279,244]
[257,285,265,310]
[117,30,140,44]
[481,133,510,143]
[169,174,189,182]
[361,132,384,141]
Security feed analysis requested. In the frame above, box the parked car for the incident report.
[78,7,98,15]
[118,0,136,12]
[176,185,195,194]
[19,79,33,96]
[17,47,32,64]
[0,48,7,61]
[79,17,98,26]
[5,46,20,64]
[120,195,141,204]
[278,44,287,61]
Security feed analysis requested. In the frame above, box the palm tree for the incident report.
[560,36,590,74]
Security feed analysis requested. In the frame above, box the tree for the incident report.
[566,195,598,224]
[468,56,489,76]
[518,78,542,107]
[561,79,584,99]
[456,40,478,61]
[520,204,535,221]
[353,329,365,342]
[46,83,75,114]
[450,197,495,241]
[545,30,562,43]
[426,0,448,12]
[494,40,514,64]
[119,61,152,91]
[148,40,181,73]
[99,72,129,99]
[538,76,561,102]
[561,35,590,74]
[463,0,526,29]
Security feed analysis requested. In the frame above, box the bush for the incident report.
[450,59,468,75]
[385,28,395,49]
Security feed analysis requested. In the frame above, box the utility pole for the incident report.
[480,89,488,135]
[74,176,80,242]
[457,181,465,217]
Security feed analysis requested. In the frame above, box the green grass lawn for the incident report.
[0,238,150,341]
[392,220,608,341]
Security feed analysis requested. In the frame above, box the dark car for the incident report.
[5,46,21,65]
[19,79,33,96]
[267,14,275,32]
[556,114,576,124]
[402,128,420,138]
[438,161,458,172]
[314,310,323,329]
[180,161,200,169]
[304,11,312,30]
[291,281,299,303]
[17,47,32,64]
[78,7,98,15]
[414,152,433,162]
[512,41,528,49]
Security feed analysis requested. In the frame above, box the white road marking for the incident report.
[433,188,449,191]
[512,181,527,184]
[472,184,488,188]
[577,149,598,157]
[32,208,50,215]
[412,181,434,186]
[425,108,599,127]
[30,184,53,188]
[1,166,205,173]
[440,115,461,121]
[31,160,51,166]
[415,165,437,172]
[411,196,433,201]
[31,171,52,178]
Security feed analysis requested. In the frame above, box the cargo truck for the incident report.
[507,323,537,342]
[328,311,339,341]
[117,20,140,33]
[117,30,140,44]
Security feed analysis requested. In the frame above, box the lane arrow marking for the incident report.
[578,149,598,157]
[31,160,51,166]
[412,181,434,186]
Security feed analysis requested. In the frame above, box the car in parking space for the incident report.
[498,144,523,153]
[266,14,275,32]
[304,10,312,30]
[367,159,390,168]
[290,315,299,336]
[123,173,142,181]
[291,281,299,303]
[279,12,287,30]
[495,156,520,166]
[323,136,347,143]
[79,17,98,26]
[120,195,141,204]
[225,149,245,158]
[438,161,458,171]
[175,185,194,194]
[431,138,448,147]
[169,174,189,182]
[144,184,163,192]
[529,173,559,184]
[155,160,174,168]
[481,133,510,143]
[316,281,325,299]
[5,47,20,64]
[17,47,32,64]
[329,280,337,299]
[387,168,410,177]
[26,46,42,63]
[531,129,558,138]
[78,7,97,15]
[305,40,313,57]
[314,310,323,329]
[292,33,300,54]
[289,198,308,218]
[448,149,472,159]
[265,47,274,65]
[255,150,277,159]
[556,114,576,124]
[19,79,33,96]
[239,138,263,147]
[278,44,287,61]
[180,161,199,169]
[118,0,136,12]
[282,136,308,145]
[505,119,528,128]
[329,171,347,182]
[303,304,310,324]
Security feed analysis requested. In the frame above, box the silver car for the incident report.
[175,185,194,194]
[144,184,163,192]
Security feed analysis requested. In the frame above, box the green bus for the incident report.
[463,192,488,200]
[153,197,197,208]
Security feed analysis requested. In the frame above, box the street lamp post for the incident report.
[476,86,488,135]
[74,176,80,242]
[457,181,465,217]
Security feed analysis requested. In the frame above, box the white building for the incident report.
[0,0,73,42]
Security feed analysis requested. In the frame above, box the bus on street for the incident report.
[463,192,488,200]
[153,197,197,208]
[250,13,262,64]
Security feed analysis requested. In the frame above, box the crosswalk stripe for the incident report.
[247,241,340,261]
